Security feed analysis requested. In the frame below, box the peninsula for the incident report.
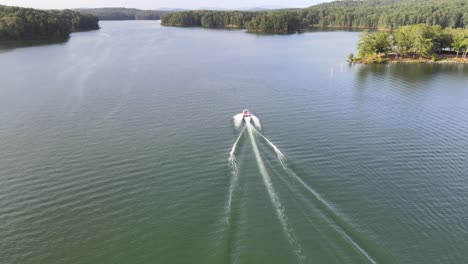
[0,5,99,41]
[350,25,468,64]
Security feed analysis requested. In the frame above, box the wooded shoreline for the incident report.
[350,54,468,64]
[161,0,468,33]
[0,5,99,41]
[350,25,468,64]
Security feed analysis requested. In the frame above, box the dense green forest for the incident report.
[353,24,468,62]
[162,0,468,32]
[161,10,258,28]
[0,5,99,41]
[76,8,177,21]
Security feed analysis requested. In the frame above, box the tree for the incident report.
[410,24,435,57]
[395,25,413,56]
[357,30,392,58]
[358,30,376,57]
[394,24,440,58]
[448,28,468,58]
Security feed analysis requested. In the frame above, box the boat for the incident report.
[243,109,252,124]
[233,109,261,129]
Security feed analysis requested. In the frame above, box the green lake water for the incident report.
[0,21,467,263]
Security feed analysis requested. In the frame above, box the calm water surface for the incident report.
[0,21,467,264]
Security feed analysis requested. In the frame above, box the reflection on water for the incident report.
[306,26,370,32]
[0,39,68,54]
[356,63,468,84]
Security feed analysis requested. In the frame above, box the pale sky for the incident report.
[0,0,331,10]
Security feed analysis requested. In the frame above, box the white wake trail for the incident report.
[252,127,376,264]
[283,167,377,264]
[226,127,246,217]
[251,126,341,214]
[252,128,286,165]
[229,126,246,165]
[251,114,262,130]
[247,124,305,263]
[233,113,244,130]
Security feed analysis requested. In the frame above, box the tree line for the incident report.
[0,5,99,41]
[76,8,176,21]
[161,0,468,32]
[244,10,302,32]
[355,24,468,61]
[161,10,258,28]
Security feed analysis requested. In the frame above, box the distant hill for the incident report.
[238,5,291,11]
[196,5,290,11]
[157,8,188,12]
[76,8,177,20]
[0,5,99,41]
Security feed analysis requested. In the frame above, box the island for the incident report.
[350,25,468,64]
[161,0,468,33]
[0,5,99,41]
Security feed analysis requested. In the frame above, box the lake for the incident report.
[0,21,467,264]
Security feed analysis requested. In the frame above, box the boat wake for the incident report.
[247,122,305,263]
[252,128,285,165]
[225,110,378,264]
[233,113,244,130]
[226,126,246,220]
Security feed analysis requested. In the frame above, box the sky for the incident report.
[0,0,331,10]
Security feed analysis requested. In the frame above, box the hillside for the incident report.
[161,0,468,32]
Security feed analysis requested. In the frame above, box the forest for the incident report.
[161,0,468,32]
[161,10,258,28]
[0,5,99,41]
[76,8,176,21]
[353,24,468,63]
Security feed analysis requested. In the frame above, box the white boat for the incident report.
[243,109,251,122]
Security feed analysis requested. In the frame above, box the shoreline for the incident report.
[160,23,383,33]
[350,54,468,64]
